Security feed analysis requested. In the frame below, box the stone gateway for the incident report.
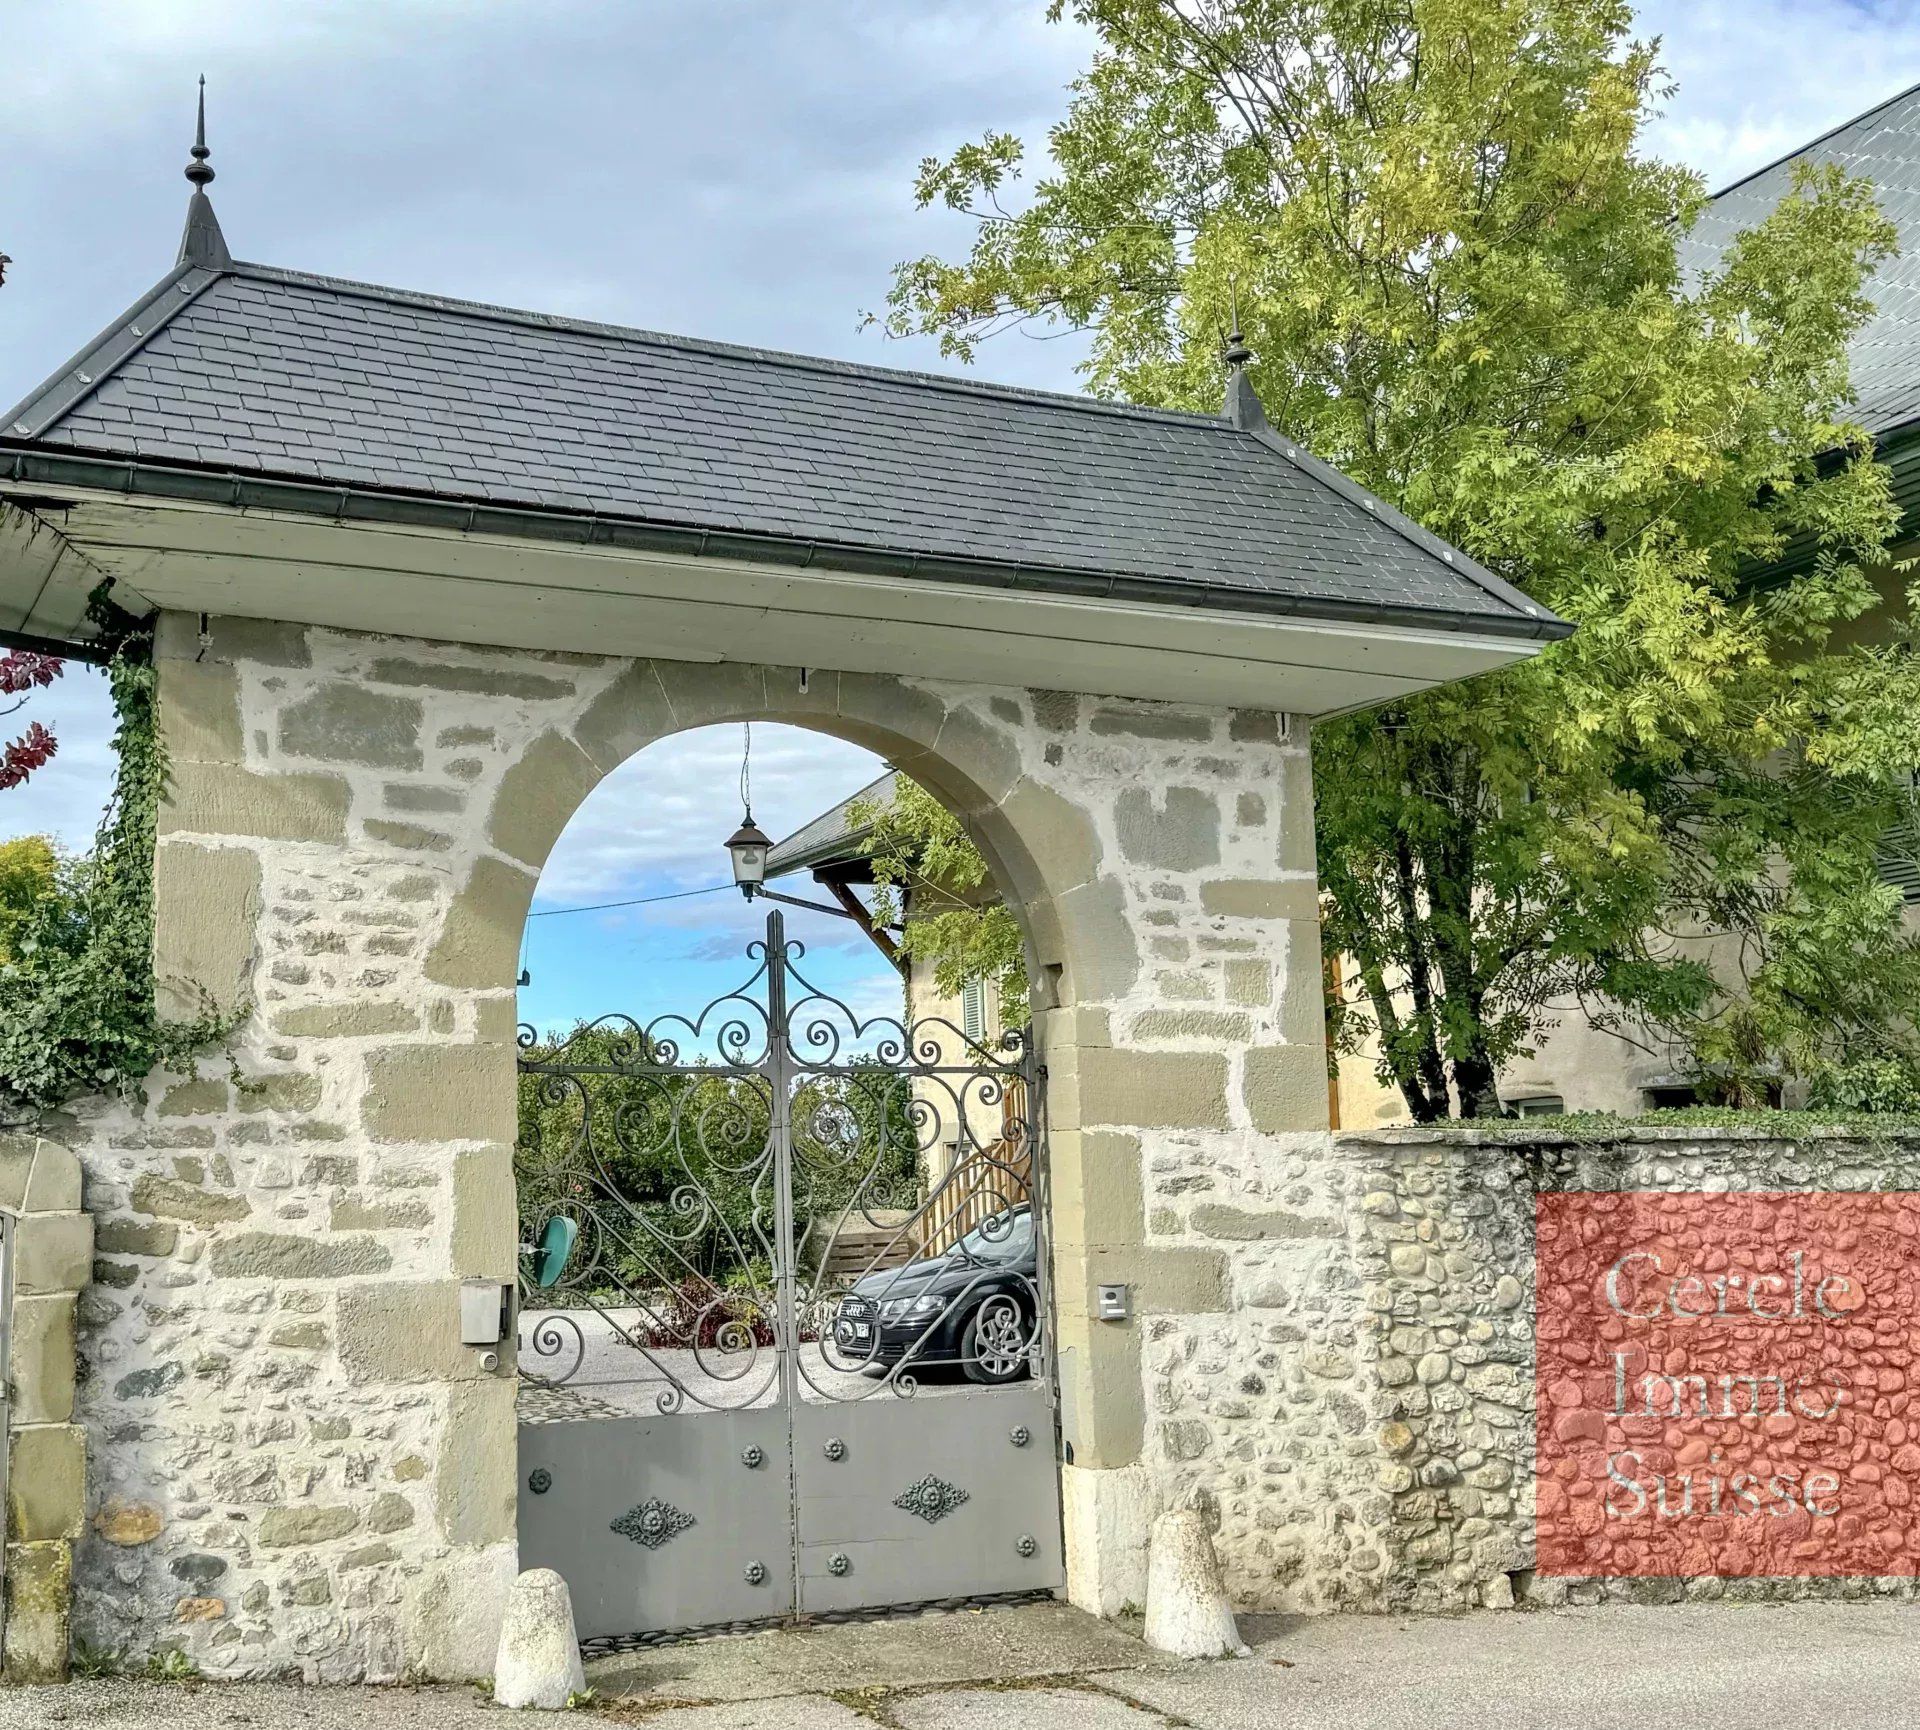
[0,111,1564,1679]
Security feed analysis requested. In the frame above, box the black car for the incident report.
[831,1206,1038,1385]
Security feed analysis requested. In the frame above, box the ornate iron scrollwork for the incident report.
[515,910,1049,1413]
[610,1497,695,1549]
[893,1475,970,1523]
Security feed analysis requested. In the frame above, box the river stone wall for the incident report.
[1331,1123,1920,1612]
[37,610,1327,1679]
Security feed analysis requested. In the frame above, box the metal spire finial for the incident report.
[1222,277,1252,370]
[176,75,231,270]
[1220,277,1267,431]
[185,76,214,188]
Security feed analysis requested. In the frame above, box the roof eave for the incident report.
[0,443,1576,650]
[765,826,878,880]
[3,263,227,439]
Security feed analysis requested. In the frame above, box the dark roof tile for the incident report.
[1679,81,1920,437]
[3,260,1555,631]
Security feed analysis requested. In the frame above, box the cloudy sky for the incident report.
[6,0,1920,1026]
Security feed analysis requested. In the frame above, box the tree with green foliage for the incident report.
[849,776,1029,1025]
[0,835,74,964]
[879,0,1920,1117]
[516,1020,921,1295]
[0,596,228,1122]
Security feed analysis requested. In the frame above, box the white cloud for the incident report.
[1638,2,1920,188]
[531,724,887,907]
[10,0,1920,899]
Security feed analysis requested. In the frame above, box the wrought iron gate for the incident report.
[515,911,1064,1640]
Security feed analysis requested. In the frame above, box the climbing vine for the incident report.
[0,587,229,1122]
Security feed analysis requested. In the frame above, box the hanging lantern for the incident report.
[726,813,772,896]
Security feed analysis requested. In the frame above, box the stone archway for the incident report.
[59,611,1330,1680]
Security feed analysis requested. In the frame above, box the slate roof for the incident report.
[766,772,897,880]
[1678,79,1920,438]
[1,254,1561,638]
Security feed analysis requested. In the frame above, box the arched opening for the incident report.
[501,703,1073,1643]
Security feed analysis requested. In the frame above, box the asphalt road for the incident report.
[11,1599,1920,1729]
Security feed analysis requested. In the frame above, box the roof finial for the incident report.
[177,76,232,271]
[1223,277,1253,371]
[1221,277,1267,432]
[185,75,214,188]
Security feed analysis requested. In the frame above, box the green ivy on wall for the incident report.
[0,588,230,1123]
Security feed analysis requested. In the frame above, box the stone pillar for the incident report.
[67,615,524,1681]
[2,1133,90,1683]
[1016,698,1338,1616]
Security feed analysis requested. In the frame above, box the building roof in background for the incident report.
[766,771,897,881]
[1,247,1563,639]
[1678,79,1920,439]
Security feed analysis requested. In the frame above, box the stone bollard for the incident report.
[493,1568,586,1709]
[1142,1491,1250,1660]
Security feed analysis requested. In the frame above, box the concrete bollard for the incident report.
[1142,1492,1251,1660]
[493,1568,587,1709]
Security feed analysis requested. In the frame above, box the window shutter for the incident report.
[961,978,986,1043]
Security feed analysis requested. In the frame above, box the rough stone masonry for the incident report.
[35,610,1333,1680]
[23,615,1917,1683]
[1332,1123,1920,1613]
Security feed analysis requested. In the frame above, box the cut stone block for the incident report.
[1143,1497,1250,1659]
[493,1568,585,1709]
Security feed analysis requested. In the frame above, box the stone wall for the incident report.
[34,626,1917,1679]
[2,1133,90,1682]
[40,610,1328,1679]
[1338,1123,1920,1611]
[1101,1127,1394,1615]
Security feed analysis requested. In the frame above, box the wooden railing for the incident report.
[806,1079,1033,1276]
[917,1078,1032,1258]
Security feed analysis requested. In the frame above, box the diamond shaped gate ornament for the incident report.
[611,1497,695,1549]
[893,1475,970,1523]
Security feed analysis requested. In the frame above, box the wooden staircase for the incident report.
[918,1078,1032,1257]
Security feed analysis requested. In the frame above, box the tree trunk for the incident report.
[1451,1050,1502,1119]
[1390,834,1451,1117]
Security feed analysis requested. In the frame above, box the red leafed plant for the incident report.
[638,1275,777,1351]
[0,651,62,791]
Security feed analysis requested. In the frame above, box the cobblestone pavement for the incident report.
[7,1599,1920,1728]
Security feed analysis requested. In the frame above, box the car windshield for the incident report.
[952,1208,1032,1265]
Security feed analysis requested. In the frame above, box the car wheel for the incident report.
[961,1294,1031,1386]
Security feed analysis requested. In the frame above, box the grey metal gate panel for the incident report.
[516,907,1062,1643]
[518,1409,793,1638]
[792,1386,1063,1614]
